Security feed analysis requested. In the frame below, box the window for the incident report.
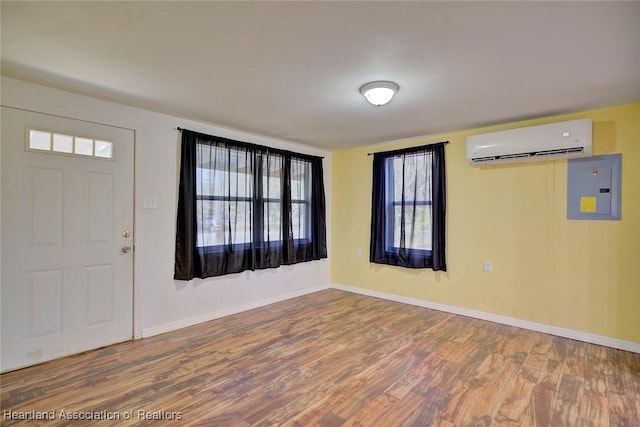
[386,153,432,254]
[195,145,257,249]
[175,129,326,280]
[290,158,312,241]
[193,147,312,249]
[27,128,114,159]
[370,142,447,271]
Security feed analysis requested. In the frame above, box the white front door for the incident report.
[1,107,134,372]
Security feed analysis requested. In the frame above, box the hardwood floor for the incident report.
[1,289,639,426]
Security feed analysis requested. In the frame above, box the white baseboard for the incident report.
[331,283,640,354]
[141,283,332,338]
[141,281,639,354]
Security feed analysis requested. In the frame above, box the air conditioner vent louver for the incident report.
[471,146,586,164]
[534,147,584,157]
[466,119,592,166]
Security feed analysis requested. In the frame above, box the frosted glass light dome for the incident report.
[359,81,399,106]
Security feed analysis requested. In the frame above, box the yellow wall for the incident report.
[331,103,640,343]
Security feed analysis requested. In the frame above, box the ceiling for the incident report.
[2,1,639,151]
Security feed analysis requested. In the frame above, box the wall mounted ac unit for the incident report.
[466,118,592,166]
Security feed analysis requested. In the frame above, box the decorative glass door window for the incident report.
[27,128,114,159]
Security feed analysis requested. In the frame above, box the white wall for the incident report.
[1,77,332,337]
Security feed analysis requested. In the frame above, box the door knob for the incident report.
[122,230,131,238]
[121,245,133,254]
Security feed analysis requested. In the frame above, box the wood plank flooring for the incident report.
[1,289,639,426]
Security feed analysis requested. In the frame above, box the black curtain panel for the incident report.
[370,142,447,271]
[174,129,327,280]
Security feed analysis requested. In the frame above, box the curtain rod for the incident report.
[367,141,449,156]
[176,127,324,159]
[180,127,444,158]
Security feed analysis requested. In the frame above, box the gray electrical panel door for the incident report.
[567,154,622,220]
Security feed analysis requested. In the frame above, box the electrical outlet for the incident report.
[356,248,362,257]
[483,260,493,272]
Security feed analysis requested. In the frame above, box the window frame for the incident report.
[369,142,447,271]
[174,128,327,280]
[194,147,255,250]
[194,153,314,251]
[26,127,115,160]
[288,158,313,244]
[383,154,433,257]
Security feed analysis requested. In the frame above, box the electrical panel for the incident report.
[567,154,622,220]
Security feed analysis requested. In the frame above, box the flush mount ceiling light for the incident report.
[359,81,399,106]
